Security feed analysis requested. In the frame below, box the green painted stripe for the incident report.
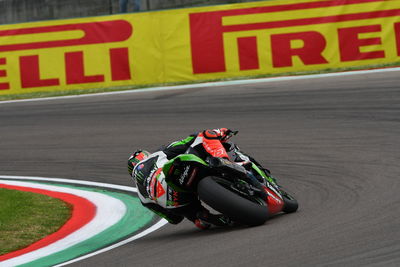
[18,183,154,267]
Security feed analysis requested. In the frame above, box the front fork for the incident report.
[246,171,269,200]
[247,167,285,210]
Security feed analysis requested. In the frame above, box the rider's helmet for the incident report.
[127,150,151,177]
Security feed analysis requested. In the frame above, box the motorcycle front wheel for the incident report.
[197,176,269,226]
[281,190,299,213]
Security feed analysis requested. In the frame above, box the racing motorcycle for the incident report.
[163,143,298,226]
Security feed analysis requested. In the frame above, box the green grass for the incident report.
[1,62,400,102]
[0,188,71,256]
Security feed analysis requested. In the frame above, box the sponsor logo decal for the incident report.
[2,0,400,96]
[179,165,191,186]
[189,0,400,74]
[0,20,133,92]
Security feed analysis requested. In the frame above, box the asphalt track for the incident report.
[1,70,400,266]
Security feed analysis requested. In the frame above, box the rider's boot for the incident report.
[194,218,211,230]
[195,210,233,228]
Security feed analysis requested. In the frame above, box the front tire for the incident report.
[281,191,298,213]
[197,176,269,226]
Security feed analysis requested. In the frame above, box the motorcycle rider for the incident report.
[127,128,272,229]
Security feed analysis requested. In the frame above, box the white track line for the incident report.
[0,176,167,266]
[1,67,400,105]
[0,175,137,192]
[0,180,126,267]
[54,219,168,267]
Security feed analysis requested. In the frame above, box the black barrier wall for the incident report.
[0,0,260,25]
[0,0,112,24]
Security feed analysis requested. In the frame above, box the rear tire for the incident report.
[197,176,269,226]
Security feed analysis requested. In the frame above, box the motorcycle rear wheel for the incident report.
[197,176,269,226]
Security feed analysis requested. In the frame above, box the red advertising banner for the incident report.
[1,0,400,96]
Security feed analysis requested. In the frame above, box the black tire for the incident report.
[197,176,269,226]
[282,193,298,213]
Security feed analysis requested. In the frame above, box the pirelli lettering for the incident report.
[1,0,400,96]
[189,0,400,74]
[0,20,133,95]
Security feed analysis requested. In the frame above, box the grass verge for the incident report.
[0,188,71,256]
